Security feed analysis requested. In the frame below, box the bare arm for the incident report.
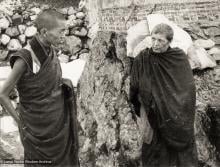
[0,58,27,125]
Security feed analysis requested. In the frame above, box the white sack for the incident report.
[61,59,86,87]
[133,36,152,58]
[126,20,150,57]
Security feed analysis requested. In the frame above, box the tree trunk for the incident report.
[77,31,141,167]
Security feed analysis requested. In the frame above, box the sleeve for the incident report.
[130,55,141,116]
[9,49,33,72]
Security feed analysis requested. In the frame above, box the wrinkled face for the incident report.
[151,33,170,53]
[45,19,67,47]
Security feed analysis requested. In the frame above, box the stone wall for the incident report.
[86,0,220,32]
[0,1,89,65]
[100,0,220,32]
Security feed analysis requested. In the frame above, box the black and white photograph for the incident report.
[0,0,220,166]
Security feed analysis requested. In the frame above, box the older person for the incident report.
[130,23,198,166]
[0,9,79,167]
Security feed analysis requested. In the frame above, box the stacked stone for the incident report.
[0,3,41,61]
[0,2,90,64]
[183,23,220,63]
[57,6,89,63]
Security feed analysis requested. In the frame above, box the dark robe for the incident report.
[130,47,198,167]
[10,36,79,167]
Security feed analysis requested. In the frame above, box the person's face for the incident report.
[45,19,67,47]
[151,33,170,53]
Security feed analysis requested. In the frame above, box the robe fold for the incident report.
[10,36,79,167]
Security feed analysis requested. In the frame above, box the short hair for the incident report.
[34,9,66,31]
[151,23,174,42]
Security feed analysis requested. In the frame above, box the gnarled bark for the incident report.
[77,31,141,167]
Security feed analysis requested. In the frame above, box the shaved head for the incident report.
[34,9,66,31]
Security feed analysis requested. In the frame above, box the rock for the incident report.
[0,34,11,45]
[5,26,20,37]
[18,34,26,44]
[79,52,89,61]
[22,13,30,21]
[194,39,215,49]
[79,48,89,55]
[75,19,84,26]
[208,47,220,61]
[30,7,41,15]
[86,38,93,49]
[0,50,9,61]
[208,47,220,55]
[68,14,77,21]
[69,28,79,36]
[72,27,88,37]
[25,26,37,37]
[0,17,10,29]
[77,31,140,167]
[82,42,89,49]
[18,24,26,34]
[188,44,216,69]
[78,0,86,11]
[57,8,68,15]
[30,15,37,21]
[199,23,219,28]
[40,4,50,10]
[58,53,69,63]
[70,55,78,61]
[68,6,77,15]
[67,19,78,28]
[7,39,22,51]
[26,21,34,26]
[64,35,82,55]
[5,15,13,24]
[11,14,23,25]
[204,27,220,37]
[76,12,86,19]
[0,6,13,16]
[213,36,220,45]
